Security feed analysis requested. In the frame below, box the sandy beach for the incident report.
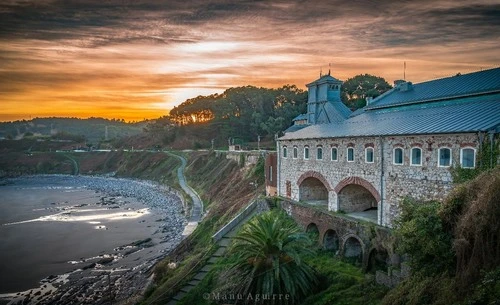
[0,175,186,305]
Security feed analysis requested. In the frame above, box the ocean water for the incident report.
[0,177,176,294]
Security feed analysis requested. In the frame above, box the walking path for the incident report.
[166,206,259,305]
[165,152,203,237]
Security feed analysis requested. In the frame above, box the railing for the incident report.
[212,199,261,242]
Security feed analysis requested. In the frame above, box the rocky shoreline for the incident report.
[0,175,186,305]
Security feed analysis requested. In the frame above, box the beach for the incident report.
[0,175,186,305]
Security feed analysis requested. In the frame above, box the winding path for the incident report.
[63,153,79,175]
[166,152,203,236]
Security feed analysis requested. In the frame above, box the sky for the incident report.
[0,0,499,122]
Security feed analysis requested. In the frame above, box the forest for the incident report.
[144,74,392,148]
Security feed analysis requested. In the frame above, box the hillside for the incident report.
[129,85,307,150]
[2,146,496,304]
[0,117,145,144]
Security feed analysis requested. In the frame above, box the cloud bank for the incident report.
[0,0,498,121]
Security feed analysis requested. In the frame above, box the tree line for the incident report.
[144,74,391,147]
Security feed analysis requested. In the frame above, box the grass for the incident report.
[173,246,389,305]
[141,151,266,304]
[303,250,388,305]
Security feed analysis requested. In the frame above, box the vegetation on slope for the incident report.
[0,117,144,143]
[141,151,265,304]
[135,74,391,150]
[381,166,500,305]
[175,210,388,305]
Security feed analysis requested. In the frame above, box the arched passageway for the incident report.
[323,229,339,253]
[338,184,377,213]
[299,177,328,206]
[367,248,389,273]
[343,236,363,265]
[306,223,319,243]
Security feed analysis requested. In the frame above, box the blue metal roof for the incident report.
[293,114,308,121]
[284,124,309,133]
[280,93,500,140]
[366,67,500,110]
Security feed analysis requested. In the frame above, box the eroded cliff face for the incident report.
[0,151,180,180]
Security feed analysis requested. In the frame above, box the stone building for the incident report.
[277,68,500,227]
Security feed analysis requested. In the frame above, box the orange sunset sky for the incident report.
[1,0,499,122]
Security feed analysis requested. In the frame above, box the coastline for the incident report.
[0,175,186,305]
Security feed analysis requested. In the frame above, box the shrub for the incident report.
[394,198,455,277]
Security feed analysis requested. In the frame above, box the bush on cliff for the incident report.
[382,166,500,305]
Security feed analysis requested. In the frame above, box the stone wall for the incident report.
[280,199,396,271]
[225,150,263,167]
[278,133,479,226]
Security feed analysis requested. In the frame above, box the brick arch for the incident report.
[297,171,332,191]
[334,176,381,202]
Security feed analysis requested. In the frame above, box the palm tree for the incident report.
[219,211,318,304]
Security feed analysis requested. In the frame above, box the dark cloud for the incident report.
[0,0,498,121]
[1,0,498,48]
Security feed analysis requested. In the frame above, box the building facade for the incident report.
[277,68,500,227]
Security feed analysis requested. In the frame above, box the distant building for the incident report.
[265,153,277,196]
[276,68,500,227]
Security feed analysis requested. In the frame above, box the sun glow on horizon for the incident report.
[0,0,497,122]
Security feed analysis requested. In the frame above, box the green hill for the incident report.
[0,117,146,144]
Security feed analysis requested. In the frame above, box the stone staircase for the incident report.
[166,200,267,304]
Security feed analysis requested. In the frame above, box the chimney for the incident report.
[365,96,373,105]
[394,80,413,92]
[394,79,405,86]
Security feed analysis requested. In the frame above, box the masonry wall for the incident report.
[280,200,395,270]
[225,151,261,166]
[278,133,479,226]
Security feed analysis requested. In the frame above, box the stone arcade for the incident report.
[276,67,500,227]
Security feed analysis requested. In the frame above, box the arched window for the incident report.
[293,146,298,159]
[304,145,310,160]
[411,147,422,166]
[438,147,452,167]
[365,147,374,163]
[331,147,338,161]
[282,146,287,158]
[317,146,323,160]
[393,148,404,165]
[460,147,475,168]
[347,147,354,162]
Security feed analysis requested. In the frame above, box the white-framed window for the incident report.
[393,148,404,165]
[438,147,452,167]
[282,146,287,158]
[410,147,422,166]
[293,146,298,159]
[317,146,323,160]
[304,146,310,160]
[331,147,338,161]
[347,147,354,162]
[460,147,476,168]
[365,147,374,163]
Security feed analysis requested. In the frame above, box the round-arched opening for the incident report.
[299,177,328,206]
[306,223,319,243]
[343,236,363,265]
[367,248,389,273]
[338,184,377,213]
[323,229,339,253]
